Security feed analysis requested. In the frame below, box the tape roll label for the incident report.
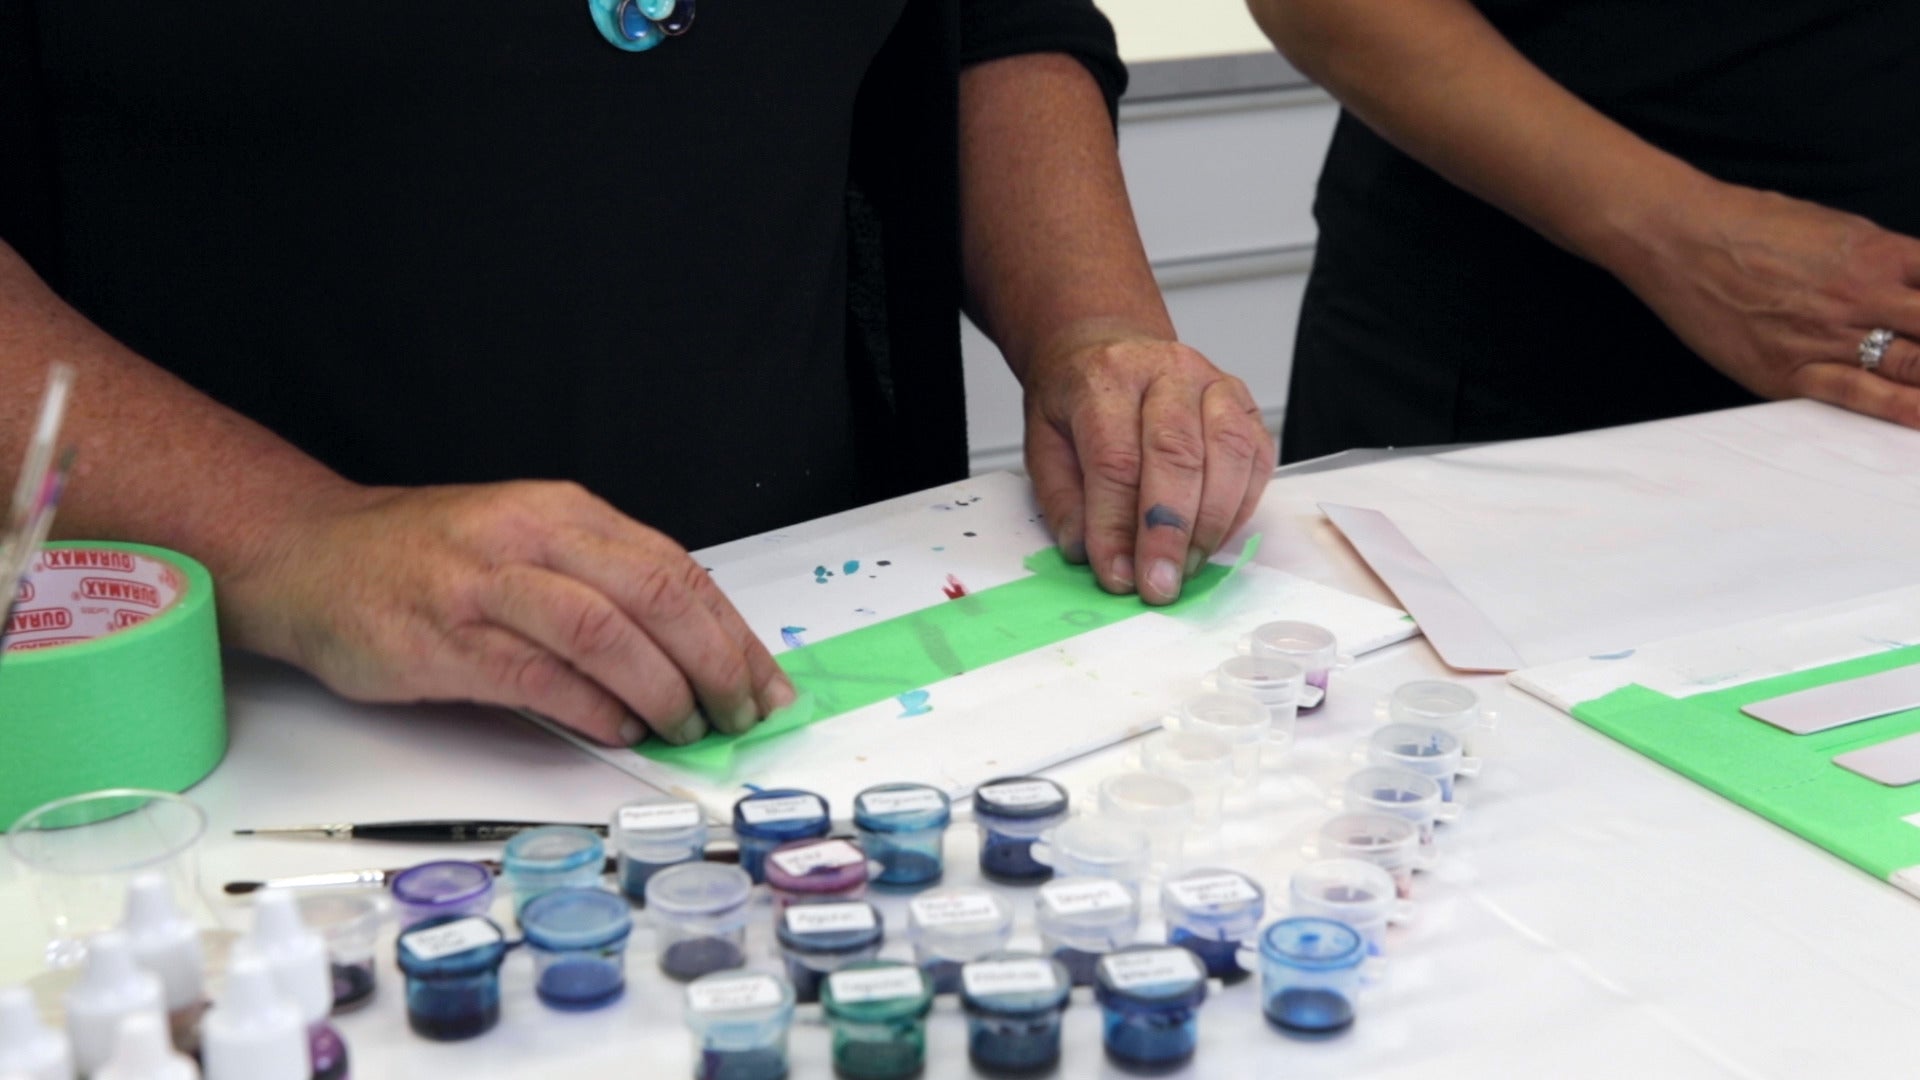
[4,548,188,651]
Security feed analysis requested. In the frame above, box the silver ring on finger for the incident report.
[1859,327,1897,372]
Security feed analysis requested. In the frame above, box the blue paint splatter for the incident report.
[896,690,933,717]
[813,566,831,584]
[843,560,860,575]
[855,608,877,617]
[1590,649,1636,661]
[932,546,946,552]
[780,626,807,649]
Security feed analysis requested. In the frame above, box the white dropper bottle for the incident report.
[0,985,73,1080]
[246,891,347,1080]
[93,1012,197,1080]
[63,931,163,1076]
[200,946,306,1080]
[122,874,206,1051]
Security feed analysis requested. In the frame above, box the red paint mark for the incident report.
[941,574,969,600]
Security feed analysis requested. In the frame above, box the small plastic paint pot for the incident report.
[646,862,754,982]
[1247,621,1342,711]
[1175,692,1270,781]
[1308,812,1429,899]
[394,914,508,1042]
[764,838,871,913]
[732,789,832,884]
[502,826,606,916]
[905,888,1014,994]
[958,952,1073,1076]
[1366,723,1481,802]
[297,892,386,1013]
[390,860,495,929]
[971,777,1070,883]
[1388,679,1491,752]
[612,797,708,904]
[519,886,633,1011]
[775,901,885,1004]
[1209,655,1303,764]
[853,783,952,887]
[1341,766,1461,853]
[1031,816,1151,888]
[1097,772,1194,872]
[683,971,797,1080]
[1092,946,1209,1072]
[1159,868,1265,982]
[820,961,935,1080]
[1139,731,1233,822]
[1288,859,1411,957]
[1035,876,1139,987]
[1259,917,1364,1036]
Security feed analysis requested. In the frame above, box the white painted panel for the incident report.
[1095,0,1276,65]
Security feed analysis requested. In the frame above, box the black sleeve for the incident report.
[959,0,1128,121]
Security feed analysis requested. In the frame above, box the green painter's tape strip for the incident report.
[1571,645,1920,880]
[0,542,226,828]
[638,537,1262,776]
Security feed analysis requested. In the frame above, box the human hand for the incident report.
[225,480,794,747]
[1608,181,1920,427]
[1022,329,1275,604]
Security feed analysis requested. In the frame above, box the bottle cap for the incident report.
[0,985,74,1080]
[94,1011,198,1080]
[122,873,206,1012]
[246,890,331,1023]
[200,946,307,1080]
[63,930,164,1076]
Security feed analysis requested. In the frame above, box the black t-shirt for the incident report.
[1283,0,1920,461]
[0,1,1124,549]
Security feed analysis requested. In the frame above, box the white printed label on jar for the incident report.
[769,839,864,877]
[826,966,924,1004]
[1165,872,1259,909]
[619,802,702,832]
[400,917,500,962]
[858,788,946,816]
[909,892,1001,927]
[962,959,1058,998]
[976,780,1060,809]
[1039,879,1132,916]
[688,974,785,1013]
[1100,949,1199,991]
[785,903,877,935]
[739,795,824,825]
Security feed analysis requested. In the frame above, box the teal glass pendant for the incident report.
[589,0,672,51]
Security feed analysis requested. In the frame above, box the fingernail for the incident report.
[617,717,646,746]
[1184,546,1207,578]
[665,713,709,746]
[1060,534,1087,563]
[766,676,798,711]
[1148,558,1181,600]
[1110,554,1135,589]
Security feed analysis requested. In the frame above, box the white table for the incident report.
[7,400,1920,1078]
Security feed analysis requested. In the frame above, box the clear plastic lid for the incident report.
[775,901,885,953]
[612,797,707,852]
[1249,620,1336,660]
[1214,655,1306,705]
[906,888,1014,953]
[972,777,1069,821]
[1289,859,1398,921]
[1389,680,1481,732]
[853,783,952,832]
[1177,692,1268,745]
[503,826,605,874]
[732,789,831,839]
[820,961,934,1023]
[684,971,796,1027]
[645,862,754,920]
[390,860,494,911]
[395,914,507,977]
[1159,868,1265,939]
[1035,877,1139,940]
[959,952,1071,1015]
[1260,917,1365,971]
[1093,946,1207,1008]
[519,886,633,951]
[1033,817,1151,883]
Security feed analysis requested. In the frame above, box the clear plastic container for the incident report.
[1092,946,1208,1071]
[853,783,952,887]
[646,863,754,982]
[820,961,935,1080]
[611,797,708,904]
[1288,858,1412,957]
[1309,812,1428,899]
[732,789,832,884]
[1210,655,1304,763]
[971,777,1070,883]
[683,971,796,1080]
[1097,772,1195,872]
[764,838,871,913]
[394,915,508,1041]
[1031,816,1151,888]
[1341,766,1462,853]
[1159,868,1265,981]
[1247,621,1343,711]
[390,860,495,929]
[775,901,885,1004]
[905,888,1014,994]
[1388,679,1492,752]
[1260,917,1365,1035]
[1035,876,1140,986]
[520,886,632,1011]
[296,892,386,1013]
[1175,692,1270,780]
[502,826,606,915]
[1140,730,1234,822]
[959,953,1072,1076]
[1367,723,1480,801]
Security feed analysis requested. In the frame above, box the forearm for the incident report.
[958,52,1173,382]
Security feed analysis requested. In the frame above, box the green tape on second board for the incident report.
[0,541,227,827]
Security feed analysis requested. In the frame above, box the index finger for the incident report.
[1790,361,1920,429]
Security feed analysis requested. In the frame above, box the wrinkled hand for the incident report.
[1023,332,1276,604]
[229,481,794,747]
[1613,181,1920,426]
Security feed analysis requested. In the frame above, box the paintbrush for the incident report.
[221,845,748,896]
[234,819,611,843]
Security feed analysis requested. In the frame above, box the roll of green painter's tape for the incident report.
[0,541,225,828]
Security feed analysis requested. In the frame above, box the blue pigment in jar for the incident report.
[1259,917,1364,1036]
[519,886,633,1011]
[1159,868,1266,982]
[1093,946,1209,1072]
[503,825,606,916]
[390,860,495,929]
[732,789,832,884]
[905,888,1014,994]
[958,952,1072,1075]
[647,862,754,981]
[820,961,935,1080]
[612,797,708,904]
[395,914,508,1041]
[1035,876,1139,986]
[775,900,885,1004]
[684,971,798,1080]
[853,783,952,887]
[972,777,1069,883]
